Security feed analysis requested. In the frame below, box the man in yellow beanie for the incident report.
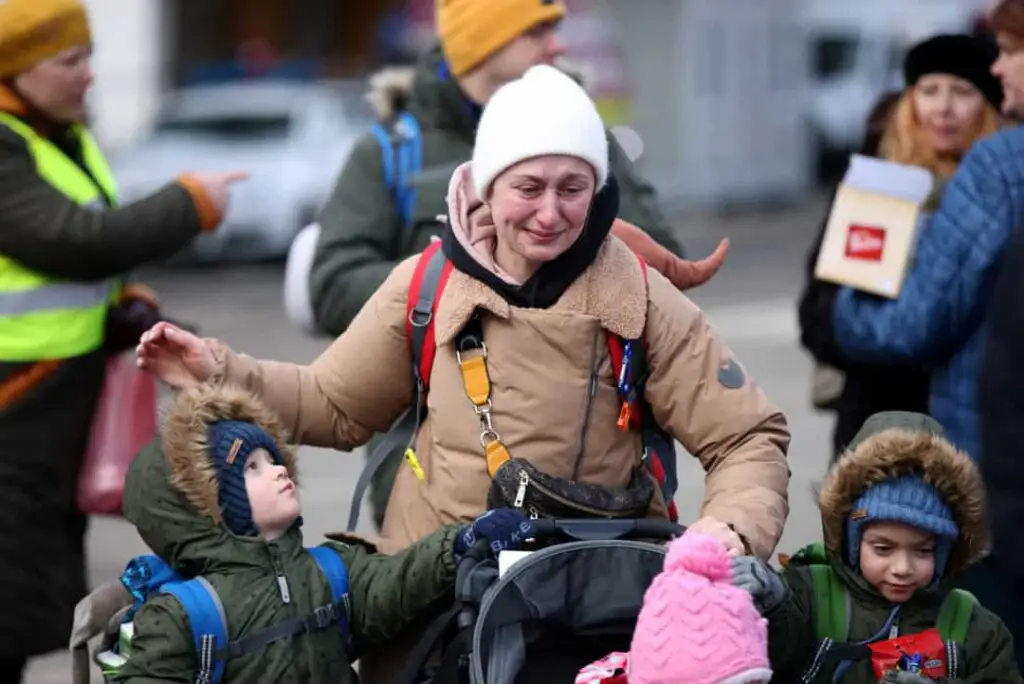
[0,2,247,680]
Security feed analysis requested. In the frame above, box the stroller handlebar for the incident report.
[528,518,684,543]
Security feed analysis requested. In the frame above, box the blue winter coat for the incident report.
[832,126,1024,458]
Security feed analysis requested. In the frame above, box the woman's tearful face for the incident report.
[488,155,595,280]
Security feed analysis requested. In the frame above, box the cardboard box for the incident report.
[815,155,935,299]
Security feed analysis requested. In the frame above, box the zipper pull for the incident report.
[514,470,529,508]
[277,574,291,604]
[268,545,291,604]
[617,401,632,431]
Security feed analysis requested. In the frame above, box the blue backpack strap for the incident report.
[371,111,422,227]
[307,546,351,637]
[394,111,422,226]
[162,577,229,684]
[145,557,350,681]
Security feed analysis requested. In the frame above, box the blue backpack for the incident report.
[371,111,422,227]
[110,547,351,684]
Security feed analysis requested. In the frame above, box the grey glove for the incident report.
[70,579,133,684]
[729,555,787,614]
[882,672,936,684]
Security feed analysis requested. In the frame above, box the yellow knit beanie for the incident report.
[0,0,92,80]
[436,0,567,78]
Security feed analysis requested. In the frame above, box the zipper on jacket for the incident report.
[514,470,530,508]
[269,546,291,604]
[572,329,602,480]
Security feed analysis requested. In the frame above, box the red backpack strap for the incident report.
[606,253,679,521]
[608,253,649,430]
[406,241,453,397]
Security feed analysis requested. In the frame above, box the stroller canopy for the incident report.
[470,539,668,684]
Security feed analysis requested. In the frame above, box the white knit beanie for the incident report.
[471,65,609,199]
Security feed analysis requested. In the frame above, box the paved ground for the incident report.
[25,194,837,683]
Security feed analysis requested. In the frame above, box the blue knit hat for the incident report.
[845,475,959,578]
[206,420,286,537]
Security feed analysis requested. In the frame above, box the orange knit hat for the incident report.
[0,0,92,80]
[436,0,566,78]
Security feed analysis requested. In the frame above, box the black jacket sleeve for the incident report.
[0,127,205,281]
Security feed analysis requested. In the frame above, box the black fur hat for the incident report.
[904,34,1003,110]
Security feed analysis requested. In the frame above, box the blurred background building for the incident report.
[83,0,992,261]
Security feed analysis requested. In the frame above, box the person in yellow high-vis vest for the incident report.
[0,1,247,679]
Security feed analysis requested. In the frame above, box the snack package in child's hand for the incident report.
[576,652,630,684]
[869,628,948,681]
[94,650,128,678]
[119,621,135,657]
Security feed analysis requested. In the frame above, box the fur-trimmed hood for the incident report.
[365,66,417,121]
[819,424,989,577]
[122,386,304,575]
[161,385,298,526]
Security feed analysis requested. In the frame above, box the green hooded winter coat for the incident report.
[111,386,460,684]
[767,413,1021,683]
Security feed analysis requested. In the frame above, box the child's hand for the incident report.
[729,555,787,614]
[454,509,535,558]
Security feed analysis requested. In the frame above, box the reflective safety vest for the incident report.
[0,112,121,361]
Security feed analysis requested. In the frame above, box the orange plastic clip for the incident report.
[616,401,632,431]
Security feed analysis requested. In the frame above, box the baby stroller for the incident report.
[399,518,684,684]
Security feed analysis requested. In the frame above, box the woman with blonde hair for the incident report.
[880,34,1004,177]
[799,33,1005,461]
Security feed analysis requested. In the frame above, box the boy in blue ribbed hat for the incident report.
[844,473,960,604]
[730,412,1021,683]
[99,384,532,684]
[204,419,298,539]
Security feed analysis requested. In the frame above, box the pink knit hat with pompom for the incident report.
[628,530,772,684]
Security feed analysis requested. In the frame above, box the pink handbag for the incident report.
[76,351,158,516]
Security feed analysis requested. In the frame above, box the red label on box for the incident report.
[845,224,886,262]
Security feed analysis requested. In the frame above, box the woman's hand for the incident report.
[687,516,746,555]
[136,322,216,389]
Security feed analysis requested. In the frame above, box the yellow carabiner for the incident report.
[404,448,426,481]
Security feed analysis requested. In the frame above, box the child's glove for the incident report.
[454,509,534,558]
[882,673,936,684]
[729,555,787,614]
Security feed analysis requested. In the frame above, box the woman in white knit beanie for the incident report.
[460,64,611,279]
[137,63,790,571]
